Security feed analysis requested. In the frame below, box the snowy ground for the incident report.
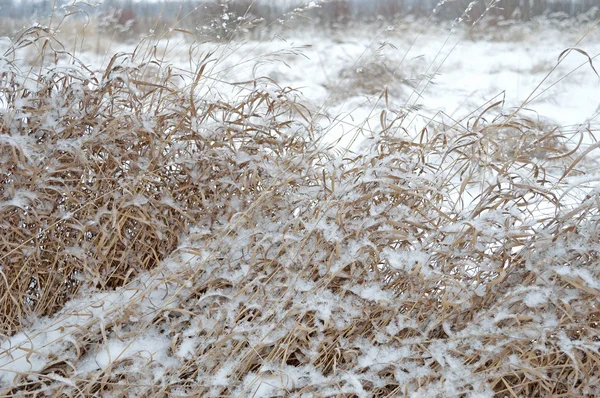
[69,20,600,152]
[3,20,600,150]
[1,19,600,395]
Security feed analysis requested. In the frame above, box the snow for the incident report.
[0,268,183,387]
[2,15,600,397]
[523,287,551,307]
[0,189,38,210]
[77,329,175,377]
[65,20,600,153]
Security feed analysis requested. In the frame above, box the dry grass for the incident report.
[1,16,600,398]
[465,12,600,43]
[331,57,418,100]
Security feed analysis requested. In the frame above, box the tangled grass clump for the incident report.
[1,25,600,398]
[329,51,425,101]
[0,26,325,334]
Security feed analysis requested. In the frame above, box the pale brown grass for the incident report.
[1,18,600,398]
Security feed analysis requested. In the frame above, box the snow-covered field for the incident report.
[1,18,600,396]
[72,20,600,150]
[3,18,599,148]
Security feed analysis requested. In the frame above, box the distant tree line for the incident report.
[0,0,598,36]
[310,0,598,25]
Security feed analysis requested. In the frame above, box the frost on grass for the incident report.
[1,25,600,398]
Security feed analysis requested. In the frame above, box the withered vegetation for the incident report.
[1,22,599,398]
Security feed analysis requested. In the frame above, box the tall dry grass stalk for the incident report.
[1,6,600,398]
